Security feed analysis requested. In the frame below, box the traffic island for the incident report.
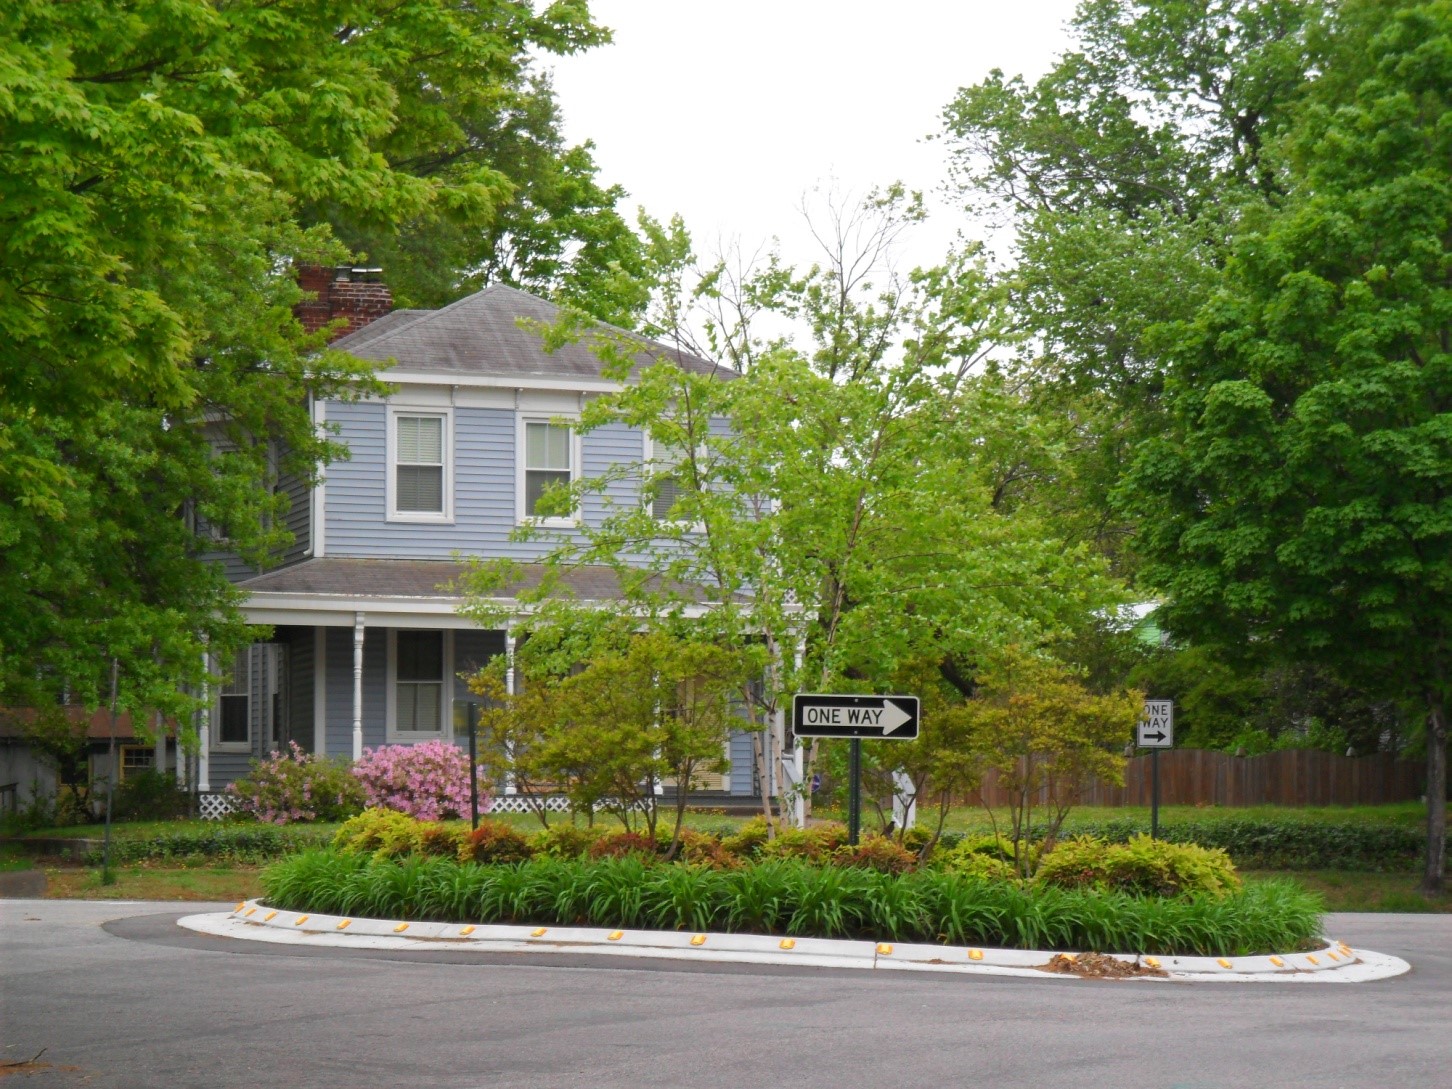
[178,901,1411,984]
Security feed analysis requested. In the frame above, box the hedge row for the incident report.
[86,824,335,865]
[261,850,1323,957]
[1050,818,1423,871]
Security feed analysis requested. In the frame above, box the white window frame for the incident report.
[644,432,706,531]
[386,406,454,524]
[385,629,453,742]
[516,414,581,526]
[212,650,253,753]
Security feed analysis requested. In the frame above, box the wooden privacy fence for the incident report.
[967,749,1426,809]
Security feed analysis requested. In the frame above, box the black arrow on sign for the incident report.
[1142,730,1166,742]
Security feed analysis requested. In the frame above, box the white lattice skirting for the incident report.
[199,793,236,821]
[487,794,573,814]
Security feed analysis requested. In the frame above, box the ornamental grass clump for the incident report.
[350,741,491,821]
[228,741,365,824]
[260,852,1324,957]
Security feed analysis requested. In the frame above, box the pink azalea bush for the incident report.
[350,741,492,822]
[229,742,366,824]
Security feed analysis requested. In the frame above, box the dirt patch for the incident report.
[1038,952,1168,979]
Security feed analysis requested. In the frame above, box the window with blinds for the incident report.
[395,631,444,733]
[524,421,572,517]
[219,651,250,745]
[395,415,445,514]
[651,442,686,520]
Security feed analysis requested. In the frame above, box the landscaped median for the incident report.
[174,811,1413,981]
[183,898,1409,983]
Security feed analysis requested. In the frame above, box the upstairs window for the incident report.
[650,441,687,520]
[390,410,451,521]
[523,421,574,520]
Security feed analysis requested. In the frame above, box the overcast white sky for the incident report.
[548,1,1082,274]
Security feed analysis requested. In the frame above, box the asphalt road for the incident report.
[2,899,1448,1089]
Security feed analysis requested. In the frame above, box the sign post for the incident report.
[1137,699,1174,839]
[466,702,481,832]
[793,694,920,845]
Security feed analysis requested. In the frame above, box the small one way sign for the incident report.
[792,694,920,740]
[1138,699,1174,749]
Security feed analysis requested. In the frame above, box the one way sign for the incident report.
[792,694,920,740]
[1138,700,1174,749]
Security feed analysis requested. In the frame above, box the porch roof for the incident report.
[235,558,739,628]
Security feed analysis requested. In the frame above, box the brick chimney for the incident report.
[295,266,393,342]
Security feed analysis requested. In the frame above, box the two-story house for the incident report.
[195,270,758,812]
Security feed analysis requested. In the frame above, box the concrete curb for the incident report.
[177,901,1412,984]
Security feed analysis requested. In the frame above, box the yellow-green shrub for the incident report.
[1035,834,1241,898]
[332,809,455,860]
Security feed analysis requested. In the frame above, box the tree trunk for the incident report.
[1423,693,1447,895]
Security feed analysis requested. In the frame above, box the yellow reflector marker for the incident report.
[1217,958,1232,969]
[779,939,796,950]
[263,911,277,922]
[1269,956,1285,967]
[876,943,893,956]
[245,908,257,917]
[336,920,351,930]
[607,930,624,941]
[1327,951,1341,961]
[459,926,475,936]
[1144,957,1161,969]
[235,902,246,912]
[1306,954,1319,965]
[968,949,983,961]
[690,934,707,946]
[293,915,309,926]
[531,927,548,937]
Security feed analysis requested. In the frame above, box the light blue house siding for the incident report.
[323,401,647,559]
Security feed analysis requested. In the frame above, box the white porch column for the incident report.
[503,628,517,795]
[197,648,211,793]
[892,771,917,831]
[352,612,365,760]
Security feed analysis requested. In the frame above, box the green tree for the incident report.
[0,0,610,723]
[962,648,1141,877]
[463,192,1131,828]
[1120,0,1452,891]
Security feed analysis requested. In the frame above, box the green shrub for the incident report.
[459,820,533,864]
[720,816,773,858]
[938,849,1019,884]
[528,824,606,859]
[111,770,192,821]
[92,823,331,864]
[333,809,431,859]
[758,823,849,864]
[675,828,739,869]
[1035,835,1241,898]
[588,831,662,860]
[834,835,917,874]
[261,851,1325,956]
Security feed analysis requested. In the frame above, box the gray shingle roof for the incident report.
[330,284,730,382]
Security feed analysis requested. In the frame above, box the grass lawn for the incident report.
[1246,870,1451,913]
[15,801,1427,843]
[41,863,266,901]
